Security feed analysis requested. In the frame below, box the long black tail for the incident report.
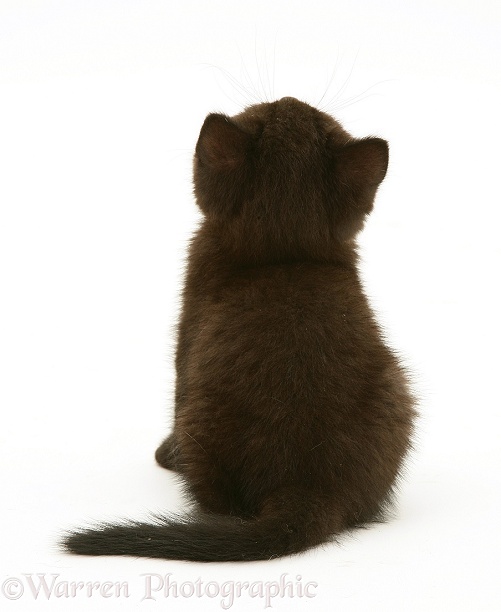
[62,495,338,562]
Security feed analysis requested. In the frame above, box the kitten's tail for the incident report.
[62,490,340,562]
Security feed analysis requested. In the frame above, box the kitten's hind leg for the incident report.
[155,433,182,472]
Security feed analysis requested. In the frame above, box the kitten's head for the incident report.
[194,97,388,261]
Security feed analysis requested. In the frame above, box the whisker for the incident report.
[331,48,360,107]
[236,49,261,104]
[254,33,268,102]
[317,48,340,109]
[324,79,396,114]
[201,63,259,107]
[272,30,278,100]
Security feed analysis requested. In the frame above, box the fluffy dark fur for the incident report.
[63,96,416,562]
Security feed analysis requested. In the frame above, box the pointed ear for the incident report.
[336,137,389,188]
[196,113,251,171]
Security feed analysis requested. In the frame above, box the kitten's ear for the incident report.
[335,137,389,188]
[331,137,389,241]
[196,113,251,171]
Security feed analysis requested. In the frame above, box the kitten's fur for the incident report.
[63,97,416,562]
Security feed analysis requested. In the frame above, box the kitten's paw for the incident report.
[155,434,181,472]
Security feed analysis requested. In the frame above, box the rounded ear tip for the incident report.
[336,137,389,187]
[365,137,389,181]
[204,112,228,122]
[196,113,250,171]
[199,113,229,134]
[367,137,389,156]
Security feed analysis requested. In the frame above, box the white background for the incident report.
[1,1,500,610]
